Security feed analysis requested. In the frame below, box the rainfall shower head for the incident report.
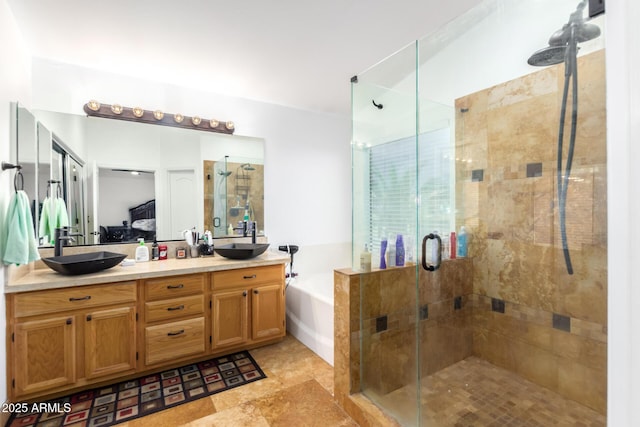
[241,163,256,171]
[527,45,567,66]
[527,0,600,67]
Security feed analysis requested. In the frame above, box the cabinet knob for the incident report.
[243,291,247,297]
[66,318,72,325]
[253,289,259,294]
[86,315,92,321]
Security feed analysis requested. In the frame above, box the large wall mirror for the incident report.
[11,102,265,247]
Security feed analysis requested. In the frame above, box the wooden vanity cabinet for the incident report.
[8,282,137,399]
[6,262,285,401]
[211,264,285,350]
[141,273,207,367]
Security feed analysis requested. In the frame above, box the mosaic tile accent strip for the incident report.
[6,351,266,427]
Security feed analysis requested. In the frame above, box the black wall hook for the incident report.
[372,100,383,110]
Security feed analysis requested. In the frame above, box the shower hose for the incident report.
[557,29,579,275]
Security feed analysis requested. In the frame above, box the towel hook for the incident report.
[2,162,23,192]
[14,169,24,192]
[47,180,62,198]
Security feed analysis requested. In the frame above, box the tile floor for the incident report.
[116,335,605,426]
[120,334,357,427]
[366,357,606,427]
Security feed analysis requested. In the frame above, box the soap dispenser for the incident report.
[135,238,150,262]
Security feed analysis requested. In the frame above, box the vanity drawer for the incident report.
[212,265,284,290]
[145,317,205,365]
[14,282,136,317]
[145,295,205,323]
[144,274,205,301]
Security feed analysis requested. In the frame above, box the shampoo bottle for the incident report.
[380,237,388,269]
[387,235,396,268]
[360,244,372,272]
[395,234,405,266]
[135,239,150,262]
[457,226,468,258]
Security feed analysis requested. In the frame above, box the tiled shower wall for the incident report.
[456,50,607,413]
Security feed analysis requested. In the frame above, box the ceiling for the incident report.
[7,0,480,116]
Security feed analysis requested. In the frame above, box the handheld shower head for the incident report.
[548,22,601,46]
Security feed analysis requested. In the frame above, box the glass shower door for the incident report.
[353,50,472,427]
[352,41,422,426]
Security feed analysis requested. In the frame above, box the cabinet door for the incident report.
[251,283,285,341]
[212,289,248,349]
[13,316,76,396]
[85,306,136,379]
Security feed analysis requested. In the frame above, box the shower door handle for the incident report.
[421,233,442,271]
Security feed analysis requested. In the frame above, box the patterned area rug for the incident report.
[7,351,265,427]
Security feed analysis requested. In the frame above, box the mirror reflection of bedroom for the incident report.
[98,168,156,244]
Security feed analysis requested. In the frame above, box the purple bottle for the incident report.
[380,237,387,269]
[395,234,405,266]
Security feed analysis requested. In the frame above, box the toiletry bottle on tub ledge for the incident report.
[457,226,468,258]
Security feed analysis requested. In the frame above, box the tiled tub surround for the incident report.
[336,51,607,423]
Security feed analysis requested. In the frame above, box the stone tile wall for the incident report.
[456,50,607,414]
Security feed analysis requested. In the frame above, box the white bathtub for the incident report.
[285,272,334,366]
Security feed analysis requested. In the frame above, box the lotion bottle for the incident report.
[360,244,372,272]
[135,239,150,262]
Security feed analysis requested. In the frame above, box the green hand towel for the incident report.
[38,197,70,245]
[38,196,53,243]
[2,190,40,266]
[56,197,70,230]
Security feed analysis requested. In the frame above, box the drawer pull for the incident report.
[167,284,184,289]
[243,275,257,279]
[167,305,185,311]
[167,329,185,336]
[69,296,91,302]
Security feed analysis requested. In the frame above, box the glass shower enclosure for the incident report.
[351,0,607,425]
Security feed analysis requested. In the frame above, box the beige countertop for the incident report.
[6,250,290,294]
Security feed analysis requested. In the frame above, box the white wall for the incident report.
[606,0,640,425]
[0,0,32,409]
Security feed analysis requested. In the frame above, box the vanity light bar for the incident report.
[83,101,235,135]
